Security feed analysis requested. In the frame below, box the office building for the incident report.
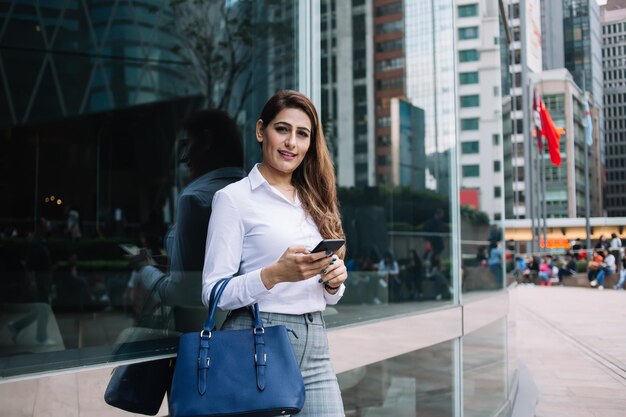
[321,0,375,187]
[455,0,506,221]
[601,0,626,216]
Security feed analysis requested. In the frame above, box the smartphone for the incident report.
[310,239,345,255]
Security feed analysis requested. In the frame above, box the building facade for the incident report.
[601,0,626,216]
[455,0,506,221]
[0,2,517,417]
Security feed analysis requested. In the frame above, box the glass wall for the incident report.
[340,340,455,416]
[0,2,513,417]
[0,0,299,378]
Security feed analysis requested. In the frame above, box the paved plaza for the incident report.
[514,285,626,417]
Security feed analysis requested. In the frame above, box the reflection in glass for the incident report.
[339,339,455,417]
[463,318,507,417]
[321,0,458,326]
[0,0,299,378]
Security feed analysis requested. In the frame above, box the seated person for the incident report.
[590,249,615,290]
[557,252,577,285]
[587,250,604,283]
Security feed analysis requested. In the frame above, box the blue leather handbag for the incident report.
[168,277,305,417]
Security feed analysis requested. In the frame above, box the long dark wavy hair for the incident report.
[258,90,345,258]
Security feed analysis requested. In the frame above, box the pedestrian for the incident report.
[609,232,622,273]
[202,90,347,416]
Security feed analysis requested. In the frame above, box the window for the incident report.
[376,2,402,16]
[376,77,403,90]
[493,134,500,145]
[461,118,479,130]
[462,141,480,154]
[460,95,480,107]
[463,165,480,177]
[459,49,479,62]
[376,20,403,34]
[458,4,479,17]
[494,160,501,172]
[376,57,405,71]
[377,38,403,53]
[459,72,479,84]
[494,186,501,198]
[458,27,479,40]
[494,213,502,221]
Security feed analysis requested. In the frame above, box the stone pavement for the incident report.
[513,285,626,417]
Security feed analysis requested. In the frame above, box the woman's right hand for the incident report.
[261,246,333,289]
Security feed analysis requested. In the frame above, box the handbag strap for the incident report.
[198,277,267,394]
[198,277,233,395]
[203,277,232,331]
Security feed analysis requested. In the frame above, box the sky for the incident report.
[597,0,607,5]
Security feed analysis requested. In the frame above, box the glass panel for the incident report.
[339,339,455,417]
[463,318,507,417]
[321,0,458,327]
[0,0,298,378]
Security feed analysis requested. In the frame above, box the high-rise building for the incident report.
[505,0,544,220]
[321,0,375,187]
[389,98,425,188]
[601,0,626,216]
[455,0,506,221]
[324,0,456,193]
[373,0,405,186]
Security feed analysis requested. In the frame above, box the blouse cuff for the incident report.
[323,283,345,305]
[245,268,273,299]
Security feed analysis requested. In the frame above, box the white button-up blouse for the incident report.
[201,164,344,314]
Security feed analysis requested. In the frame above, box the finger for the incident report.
[318,256,339,275]
[290,246,311,255]
[319,263,345,284]
[301,251,333,264]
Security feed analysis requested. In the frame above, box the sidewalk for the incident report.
[514,285,626,417]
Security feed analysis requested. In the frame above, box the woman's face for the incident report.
[257,107,312,176]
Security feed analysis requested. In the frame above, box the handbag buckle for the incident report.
[253,327,265,335]
[254,353,267,364]
[200,330,212,339]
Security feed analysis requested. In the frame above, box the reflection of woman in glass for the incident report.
[202,91,347,416]
[406,249,424,300]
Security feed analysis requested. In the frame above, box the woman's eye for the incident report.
[297,131,309,138]
[276,126,288,133]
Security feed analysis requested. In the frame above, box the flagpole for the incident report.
[541,143,547,252]
[583,73,592,257]
[528,82,536,256]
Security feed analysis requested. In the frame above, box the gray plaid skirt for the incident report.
[222,308,345,417]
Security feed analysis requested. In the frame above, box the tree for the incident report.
[170,0,294,119]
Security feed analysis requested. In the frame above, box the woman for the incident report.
[202,90,347,416]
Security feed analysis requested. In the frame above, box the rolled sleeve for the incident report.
[323,284,345,305]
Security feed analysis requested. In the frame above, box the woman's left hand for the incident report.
[319,256,348,290]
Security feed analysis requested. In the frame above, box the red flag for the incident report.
[532,90,543,151]
[539,99,561,166]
